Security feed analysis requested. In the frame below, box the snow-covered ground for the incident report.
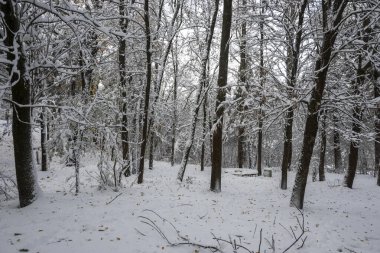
[1,134,379,252]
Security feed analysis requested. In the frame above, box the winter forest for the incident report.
[0,0,380,252]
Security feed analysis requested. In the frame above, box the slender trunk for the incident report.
[344,80,364,188]
[281,0,308,189]
[138,0,152,184]
[318,110,326,181]
[237,0,247,169]
[40,108,48,171]
[257,0,265,176]
[200,95,207,171]
[3,0,38,207]
[333,114,343,172]
[210,0,232,192]
[171,48,178,167]
[119,0,133,177]
[344,15,369,188]
[375,71,380,186]
[177,0,219,181]
[148,1,181,170]
[290,0,347,209]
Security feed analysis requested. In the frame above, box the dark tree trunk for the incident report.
[333,114,343,172]
[280,0,308,190]
[200,95,208,171]
[375,69,380,186]
[177,0,219,181]
[171,46,178,167]
[257,0,265,177]
[344,15,369,189]
[3,0,39,208]
[344,70,364,188]
[318,110,326,181]
[210,0,232,192]
[290,0,347,209]
[237,0,247,169]
[138,0,153,184]
[119,0,131,177]
[40,109,48,172]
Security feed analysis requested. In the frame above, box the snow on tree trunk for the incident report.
[3,0,39,207]
[210,0,232,192]
[137,0,153,184]
[333,114,343,173]
[177,0,219,181]
[290,0,347,209]
[318,110,326,182]
[280,0,308,190]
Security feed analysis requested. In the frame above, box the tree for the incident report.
[280,0,308,189]
[318,110,326,181]
[177,0,219,182]
[138,0,153,184]
[344,13,371,188]
[290,0,348,209]
[2,0,39,207]
[210,0,233,192]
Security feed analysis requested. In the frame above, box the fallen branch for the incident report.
[105,192,123,205]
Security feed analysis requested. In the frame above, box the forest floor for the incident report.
[1,131,380,252]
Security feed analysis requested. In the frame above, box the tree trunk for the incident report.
[3,0,39,207]
[236,0,247,169]
[171,46,178,167]
[290,0,347,209]
[318,110,326,181]
[177,0,219,181]
[257,0,265,177]
[280,0,308,190]
[138,0,153,184]
[200,95,208,171]
[40,108,48,172]
[119,0,131,177]
[333,114,343,173]
[344,15,369,189]
[375,69,380,186]
[210,0,232,192]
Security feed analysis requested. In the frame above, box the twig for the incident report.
[258,228,262,253]
[105,192,123,205]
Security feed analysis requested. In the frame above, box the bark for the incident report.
[344,61,364,188]
[200,95,207,171]
[280,0,308,190]
[138,0,153,184]
[237,0,247,169]
[333,114,343,172]
[257,0,265,176]
[210,0,232,192]
[344,15,370,188]
[3,0,39,207]
[171,47,178,167]
[40,108,48,172]
[119,0,132,177]
[290,0,347,209]
[177,0,219,181]
[375,69,380,186]
[318,110,326,181]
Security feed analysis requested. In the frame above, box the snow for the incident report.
[1,135,380,252]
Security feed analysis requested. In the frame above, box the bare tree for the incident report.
[290,0,348,209]
[210,0,233,192]
[177,0,219,182]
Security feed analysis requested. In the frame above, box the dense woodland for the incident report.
[0,0,379,211]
